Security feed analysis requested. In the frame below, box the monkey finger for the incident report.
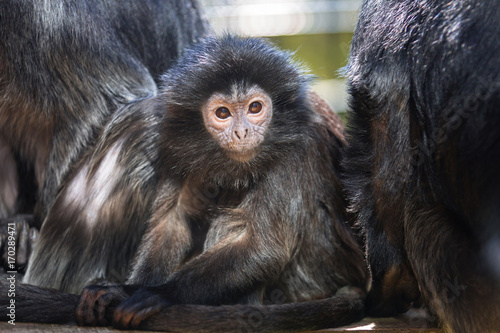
[76,286,114,326]
[113,306,136,329]
[114,301,164,329]
[76,289,98,326]
[75,300,94,325]
[130,303,165,329]
[96,291,120,326]
[113,304,135,329]
[113,288,169,329]
[16,221,30,271]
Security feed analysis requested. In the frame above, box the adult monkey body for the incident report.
[0,0,206,274]
[344,0,500,331]
[0,0,206,226]
[2,36,368,332]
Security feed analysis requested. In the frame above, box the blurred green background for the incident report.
[200,0,362,116]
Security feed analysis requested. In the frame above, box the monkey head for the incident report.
[158,35,313,185]
[202,85,273,162]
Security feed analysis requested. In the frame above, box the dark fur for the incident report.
[0,0,206,228]
[0,281,364,332]
[8,36,368,331]
[24,96,164,291]
[343,0,500,331]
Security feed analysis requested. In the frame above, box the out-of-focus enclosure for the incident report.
[200,0,362,114]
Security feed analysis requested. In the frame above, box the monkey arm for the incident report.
[76,189,299,328]
[161,219,292,304]
[109,168,304,329]
[160,167,303,304]
[111,229,294,329]
[127,180,193,286]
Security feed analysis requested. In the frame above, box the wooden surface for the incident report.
[326,316,442,332]
[0,316,442,332]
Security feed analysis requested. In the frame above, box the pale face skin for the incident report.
[202,85,273,162]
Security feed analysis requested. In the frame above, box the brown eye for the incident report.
[249,101,262,114]
[215,107,231,119]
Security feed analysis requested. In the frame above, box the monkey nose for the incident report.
[233,128,249,141]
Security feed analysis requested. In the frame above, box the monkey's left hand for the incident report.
[113,287,170,329]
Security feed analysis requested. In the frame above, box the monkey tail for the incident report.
[0,279,79,324]
[142,288,365,332]
[0,281,365,332]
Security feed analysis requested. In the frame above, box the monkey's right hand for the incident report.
[76,285,135,326]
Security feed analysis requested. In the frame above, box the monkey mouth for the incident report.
[225,148,259,163]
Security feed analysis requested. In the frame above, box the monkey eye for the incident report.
[249,101,262,114]
[215,107,231,119]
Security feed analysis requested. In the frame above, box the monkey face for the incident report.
[202,85,273,163]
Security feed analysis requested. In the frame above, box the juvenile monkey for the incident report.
[8,35,368,332]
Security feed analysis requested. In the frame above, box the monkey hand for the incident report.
[76,285,131,326]
[112,287,171,329]
[0,215,38,273]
